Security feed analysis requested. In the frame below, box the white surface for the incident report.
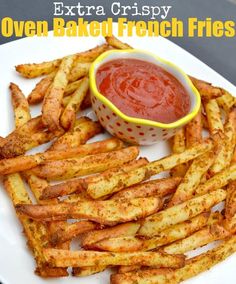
[0,24,236,284]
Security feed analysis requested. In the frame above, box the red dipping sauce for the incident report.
[96,59,190,124]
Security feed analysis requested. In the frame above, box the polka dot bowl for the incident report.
[89,49,201,145]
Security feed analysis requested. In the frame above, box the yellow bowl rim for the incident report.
[89,49,201,129]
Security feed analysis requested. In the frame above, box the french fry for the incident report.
[42,55,76,132]
[10,83,31,127]
[170,128,188,177]
[41,158,148,200]
[163,223,230,254]
[224,181,236,232]
[105,35,133,49]
[201,112,209,129]
[168,151,215,207]
[15,44,109,78]
[16,197,162,225]
[0,116,46,158]
[60,77,89,129]
[28,146,139,180]
[204,99,223,134]
[81,222,140,248]
[27,72,55,104]
[186,110,202,148]
[86,139,213,199]
[43,249,185,268]
[49,117,102,151]
[120,235,236,284]
[138,189,226,237]
[0,138,122,175]
[189,76,223,101]
[195,163,236,195]
[217,89,236,113]
[93,212,217,252]
[64,79,83,97]
[111,177,181,200]
[50,221,96,245]
[68,62,91,82]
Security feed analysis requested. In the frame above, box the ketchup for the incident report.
[96,59,190,124]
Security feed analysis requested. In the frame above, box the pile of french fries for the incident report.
[1,35,236,283]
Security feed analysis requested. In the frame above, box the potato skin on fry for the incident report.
[16,197,162,225]
[43,249,185,268]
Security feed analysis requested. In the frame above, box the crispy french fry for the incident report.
[16,197,162,225]
[170,128,188,177]
[68,62,91,82]
[105,35,133,49]
[196,163,236,195]
[138,189,226,237]
[163,223,230,254]
[204,99,223,134]
[41,158,148,200]
[15,44,109,78]
[50,221,96,245]
[0,116,46,158]
[217,89,236,113]
[121,235,236,284]
[60,77,89,129]
[0,138,122,175]
[42,55,76,132]
[43,249,185,268]
[28,146,139,180]
[186,110,202,148]
[225,182,236,221]
[27,72,55,104]
[168,151,215,207]
[64,79,83,97]
[10,83,31,127]
[111,177,181,200]
[189,76,223,101]
[49,117,102,151]
[81,222,140,248]
[86,139,213,199]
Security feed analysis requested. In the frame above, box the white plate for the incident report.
[0,24,236,284]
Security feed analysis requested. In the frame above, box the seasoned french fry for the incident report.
[42,55,76,132]
[225,182,236,221]
[68,62,91,82]
[15,44,109,78]
[120,235,236,284]
[138,189,226,237]
[49,117,102,151]
[86,139,213,199]
[170,128,188,177]
[189,76,223,101]
[50,221,96,245]
[163,223,230,254]
[204,99,223,134]
[60,77,89,129]
[105,35,133,49]
[64,79,83,97]
[81,222,140,248]
[27,72,55,104]
[41,158,148,200]
[186,110,202,148]
[10,83,31,127]
[217,89,236,113]
[196,163,236,195]
[16,197,162,225]
[97,212,221,253]
[43,249,185,268]
[168,151,215,207]
[0,116,46,158]
[28,146,139,180]
[111,177,181,200]
[0,138,122,175]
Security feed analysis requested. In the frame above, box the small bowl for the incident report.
[89,49,201,145]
